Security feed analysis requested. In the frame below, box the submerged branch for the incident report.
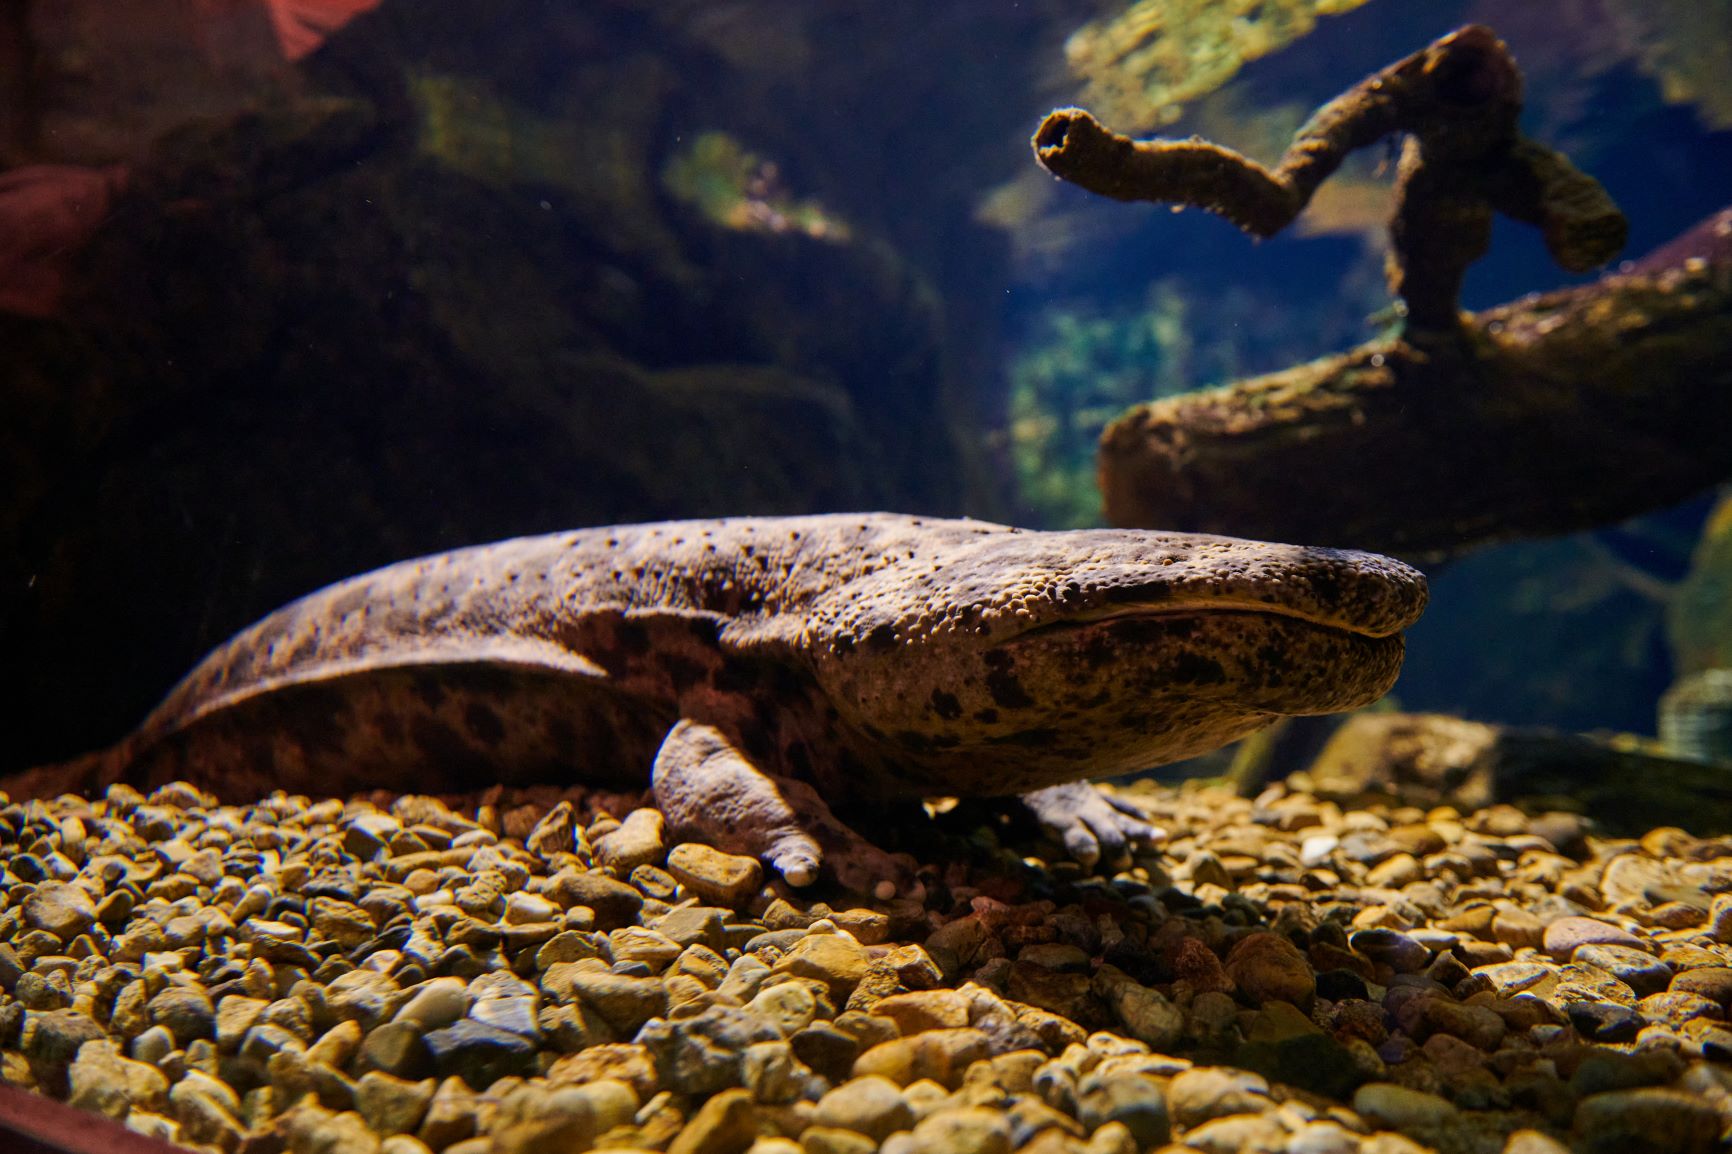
[1033,25,1626,330]
[1027,25,1729,559]
[1096,251,1732,560]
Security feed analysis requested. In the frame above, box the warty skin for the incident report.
[3,513,1427,894]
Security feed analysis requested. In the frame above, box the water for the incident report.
[2,0,1730,773]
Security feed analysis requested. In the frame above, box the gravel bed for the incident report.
[4,777,1732,1154]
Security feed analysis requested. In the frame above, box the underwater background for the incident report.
[2,0,1731,769]
[11,8,1732,1154]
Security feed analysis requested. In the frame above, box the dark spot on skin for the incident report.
[1103,582,1168,604]
[785,743,813,777]
[664,655,710,694]
[1256,644,1287,687]
[464,702,506,746]
[375,711,405,746]
[575,711,623,776]
[929,690,962,720]
[999,727,1057,748]
[712,661,763,695]
[411,715,467,759]
[620,620,651,654]
[895,729,933,753]
[866,624,896,651]
[983,649,1012,669]
[1112,619,1171,646]
[1308,570,1341,606]
[1170,651,1227,685]
[410,672,447,711]
[833,634,854,655]
[278,685,350,756]
[687,617,720,645]
[767,663,807,702]
[831,752,879,786]
[731,718,771,754]
[973,708,998,724]
[1082,638,1114,670]
[544,717,579,760]
[986,667,1035,710]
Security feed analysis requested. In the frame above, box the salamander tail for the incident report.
[0,743,134,802]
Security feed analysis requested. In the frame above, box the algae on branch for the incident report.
[1607,0,1732,128]
[1063,0,1379,132]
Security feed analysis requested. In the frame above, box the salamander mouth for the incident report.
[1005,598,1401,643]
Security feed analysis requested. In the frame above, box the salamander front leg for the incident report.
[1019,781,1166,869]
[651,720,917,899]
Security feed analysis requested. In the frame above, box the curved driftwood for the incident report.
[1034,25,1625,332]
[1028,25,1732,560]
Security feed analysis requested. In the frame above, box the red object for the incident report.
[0,1083,192,1154]
[264,0,384,60]
[0,163,129,318]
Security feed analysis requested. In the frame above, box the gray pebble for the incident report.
[1167,1066,1269,1129]
[1076,1072,1170,1148]
[148,986,216,1046]
[637,1003,783,1095]
[23,882,98,941]
[355,1070,436,1136]
[423,1018,538,1089]
[362,1019,434,1080]
[468,972,543,1041]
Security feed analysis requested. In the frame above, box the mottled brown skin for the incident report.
[4,514,1426,892]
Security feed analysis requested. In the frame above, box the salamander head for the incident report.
[804,525,1428,796]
